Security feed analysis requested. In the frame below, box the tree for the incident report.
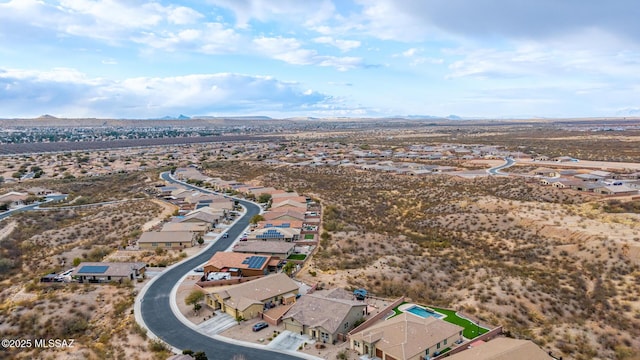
[185,289,205,315]
[197,236,204,246]
[283,262,296,276]
[258,193,272,204]
[72,257,82,266]
[194,352,208,360]
[250,214,265,224]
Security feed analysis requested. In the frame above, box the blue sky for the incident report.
[1,0,639,119]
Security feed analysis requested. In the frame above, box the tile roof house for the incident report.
[174,211,220,225]
[205,273,299,320]
[204,252,272,277]
[232,241,295,259]
[137,231,195,249]
[72,262,146,283]
[0,191,29,207]
[161,222,209,234]
[271,191,300,199]
[271,199,308,210]
[283,288,368,344]
[263,210,306,222]
[256,220,304,230]
[271,195,308,204]
[247,227,301,242]
[350,312,464,360]
[446,337,552,360]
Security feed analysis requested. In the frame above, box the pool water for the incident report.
[406,305,444,319]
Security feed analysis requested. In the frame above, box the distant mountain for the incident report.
[192,115,272,120]
[37,114,58,119]
[616,108,640,117]
[390,114,464,120]
[155,114,191,120]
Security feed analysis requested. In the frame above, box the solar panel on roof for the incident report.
[246,256,267,269]
[78,265,109,274]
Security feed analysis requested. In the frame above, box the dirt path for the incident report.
[141,199,178,231]
[0,220,16,242]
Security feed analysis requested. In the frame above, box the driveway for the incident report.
[268,330,313,351]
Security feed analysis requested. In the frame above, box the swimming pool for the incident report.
[406,305,444,319]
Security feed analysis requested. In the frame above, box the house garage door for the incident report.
[376,348,383,358]
[385,356,397,360]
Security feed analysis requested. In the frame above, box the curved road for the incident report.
[488,157,516,175]
[140,172,300,360]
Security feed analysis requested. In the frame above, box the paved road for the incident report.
[488,157,516,175]
[0,194,67,221]
[140,172,300,360]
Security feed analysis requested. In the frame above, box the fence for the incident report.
[433,326,503,359]
[347,296,405,339]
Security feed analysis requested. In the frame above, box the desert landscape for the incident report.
[0,118,639,360]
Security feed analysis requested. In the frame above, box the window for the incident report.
[444,339,447,345]
[425,349,429,355]
[151,242,157,247]
[437,342,440,349]
[165,242,171,247]
[353,341,359,347]
[344,322,349,329]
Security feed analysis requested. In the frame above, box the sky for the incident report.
[1,0,640,119]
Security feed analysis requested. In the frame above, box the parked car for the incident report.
[252,322,268,332]
[193,267,204,273]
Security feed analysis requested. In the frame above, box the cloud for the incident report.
[353,0,640,44]
[313,36,361,52]
[445,42,640,81]
[206,0,335,28]
[0,0,207,44]
[0,68,334,118]
[133,23,241,54]
[393,47,444,66]
[253,36,364,71]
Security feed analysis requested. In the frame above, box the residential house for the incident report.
[593,185,638,196]
[283,288,368,344]
[271,199,307,210]
[350,312,464,360]
[232,241,295,260]
[161,222,209,235]
[553,156,574,162]
[263,210,306,222]
[574,173,605,182]
[446,337,552,360]
[247,227,301,242]
[0,191,29,208]
[26,187,54,195]
[174,211,219,226]
[256,220,304,230]
[72,262,146,283]
[138,231,195,249]
[203,252,272,277]
[271,191,301,199]
[271,195,308,204]
[205,273,299,319]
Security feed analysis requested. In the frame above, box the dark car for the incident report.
[252,322,268,332]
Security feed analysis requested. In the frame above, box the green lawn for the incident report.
[429,306,489,339]
[304,234,314,240]
[287,254,307,260]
